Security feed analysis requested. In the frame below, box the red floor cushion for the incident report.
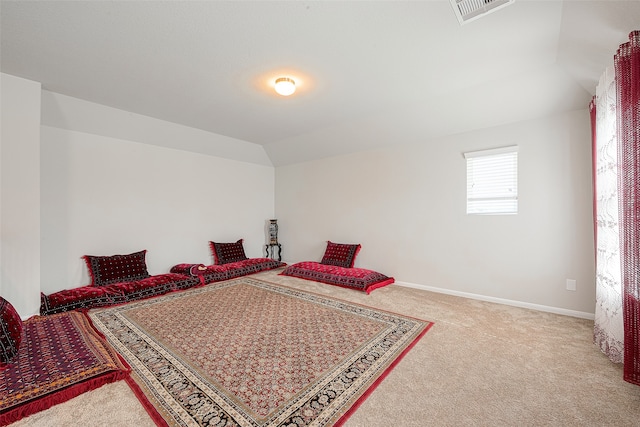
[280,261,394,294]
[223,258,286,280]
[0,311,129,425]
[112,273,201,302]
[40,274,201,315]
[171,258,286,284]
[40,284,124,315]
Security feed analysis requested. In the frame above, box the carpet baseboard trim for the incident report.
[394,280,594,320]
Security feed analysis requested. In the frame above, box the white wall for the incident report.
[40,125,274,294]
[1,73,42,317]
[0,80,274,302]
[41,90,273,167]
[275,110,595,316]
[35,91,275,295]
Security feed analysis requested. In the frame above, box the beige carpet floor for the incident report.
[10,269,640,426]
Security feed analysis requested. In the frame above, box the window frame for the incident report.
[463,145,518,215]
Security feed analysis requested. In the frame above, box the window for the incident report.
[464,146,518,215]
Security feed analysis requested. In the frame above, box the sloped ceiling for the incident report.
[1,1,639,166]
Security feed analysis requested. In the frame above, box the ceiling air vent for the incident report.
[451,0,515,24]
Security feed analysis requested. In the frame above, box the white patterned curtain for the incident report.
[591,66,625,363]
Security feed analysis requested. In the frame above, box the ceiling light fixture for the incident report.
[274,77,296,96]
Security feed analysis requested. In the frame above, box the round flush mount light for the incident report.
[274,77,296,96]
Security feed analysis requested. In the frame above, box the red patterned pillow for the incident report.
[83,250,150,286]
[320,241,361,268]
[0,296,23,364]
[209,239,248,265]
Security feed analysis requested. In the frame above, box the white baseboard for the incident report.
[394,280,595,320]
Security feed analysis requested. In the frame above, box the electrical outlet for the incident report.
[566,279,577,291]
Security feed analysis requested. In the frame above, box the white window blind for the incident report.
[464,146,518,215]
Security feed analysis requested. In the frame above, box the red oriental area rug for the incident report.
[0,311,129,425]
[89,277,433,427]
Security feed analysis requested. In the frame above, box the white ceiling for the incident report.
[2,1,639,166]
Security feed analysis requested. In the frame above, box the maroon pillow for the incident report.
[189,264,207,276]
[209,239,248,265]
[320,241,362,268]
[83,250,150,286]
[0,296,23,364]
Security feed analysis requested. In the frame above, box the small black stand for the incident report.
[265,243,282,262]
